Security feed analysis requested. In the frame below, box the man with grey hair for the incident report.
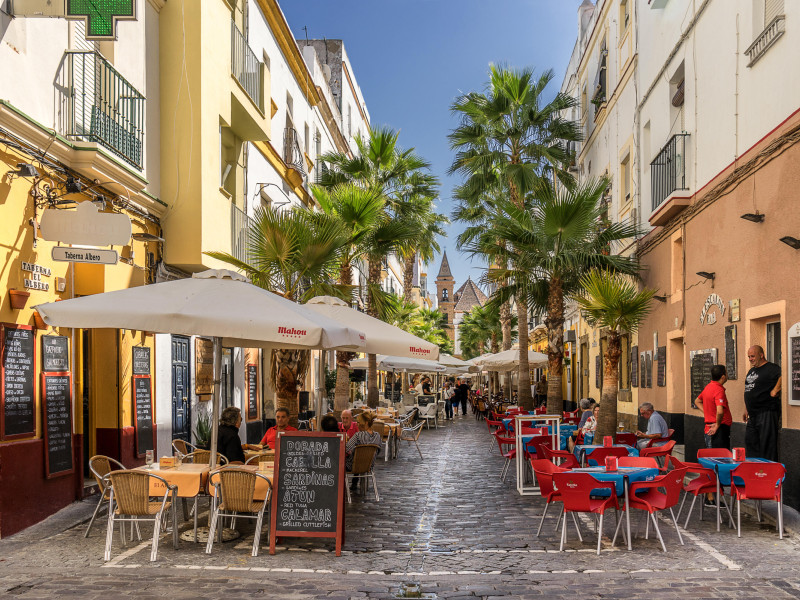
[635,402,669,450]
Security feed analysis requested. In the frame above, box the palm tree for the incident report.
[487,178,640,416]
[449,64,581,409]
[575,270,654,441]
[206,206,350,426]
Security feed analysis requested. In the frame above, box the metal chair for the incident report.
[206,467,273,556]
[103,470,177,562]
[346,444,380,502]
[85,455,127,539]
[373,421,393,462]
[418,402,438,429]
[399,421,424,459]
[182,450,229,466]
[171,439,197,457]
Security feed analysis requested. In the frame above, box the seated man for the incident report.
[339,409,359,438]
[320,415,340,432]
[259,407,298,449]
[635,402,669,450]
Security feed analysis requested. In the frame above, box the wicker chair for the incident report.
[346,444,380,503]
[182,449,229,466]
[103,470,177,562]
[372,421,394,462]
[85,455,127,539]
[399,421,424,459]
[206,468,272,556]
[171,439,197,457]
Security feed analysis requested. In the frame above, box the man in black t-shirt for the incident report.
[457,380,470,415]
[743,345,782,461]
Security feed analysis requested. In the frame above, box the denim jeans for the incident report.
[445,400,453,419]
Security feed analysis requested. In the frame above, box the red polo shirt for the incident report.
[339,422,359,438]
[698,380,732,433]
[260,425,298,449]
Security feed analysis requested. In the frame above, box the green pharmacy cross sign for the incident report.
[67,0,136,41]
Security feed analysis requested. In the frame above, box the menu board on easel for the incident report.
[42,373,73,478]
[247,364,259,421]
[1,324,36,440]
[657,346,667,387]
[132,375,154,456]
[630,346,639,388]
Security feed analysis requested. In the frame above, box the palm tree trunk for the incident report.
[403,252,415,301]
[517,298,533,410]
[545,277,565,416]
[596,332,622,442]
[335,263,355,411]
[273,349,304,427]
[366,258,382,408]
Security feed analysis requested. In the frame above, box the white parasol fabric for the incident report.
[349,354,447,373]
[437,353,473,368]
[304,296,439,359]
[475,348,549,370]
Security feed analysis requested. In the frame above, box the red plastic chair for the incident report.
[520,426,548,436]
[615,432,637,447]
[485,418,506,454]
[530,459,575,537]
[522,435,553,462]
[618,456,658,469]
[583,446,629,467]
[534,406,547,415]
[616,467,687,552]
[552,472,622,555]
[645,428,675,448]
[639,440,676,467]
[541,444,580,469]
[493,432,517,481]
[730,462,786,539]
[670,456,733,529]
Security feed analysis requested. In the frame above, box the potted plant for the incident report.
[9,289,30,310]
[194,408,212,449]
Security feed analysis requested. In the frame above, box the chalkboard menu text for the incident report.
[2,325,36,439]
[631,346,639,388]
[725,325,737,380]
[645,351,653,388]
[657,346,666,387]
[595,355,601,389]
[132,346,150,375]
[42,336,69,372]
[133,375,154,456]
[640,352,647,389]
[270,432,345,556]
[247,364,258,420]
[690,350,717,407]
[791,336,800,404]
[42,373,74,478]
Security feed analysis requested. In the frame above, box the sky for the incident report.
[282,0,580,294]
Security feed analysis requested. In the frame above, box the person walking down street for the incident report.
[696,364,733,450]
[744,345,782,461]
[457,378,470,415]
[443,380,455,420]
[635,402,669,450]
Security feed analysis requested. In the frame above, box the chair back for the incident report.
[523,434,552,458]
[184,450,229,466]
[350,444,380,475]
[493,431,517,452]
[215,468,262,512]
[553,472,616,511]
[540,445,580,469]
[534,406,547,415]
[618,456,658,469]
[89,455,125,489]
[642,440,676,456]
[585,446,629,466]
[731,462,786,500]
[107,471,155,516]
[657,467,688,508]
[401,421,424,441]
[530,458,564,497]
[697,447,732,458]
[615,433,637,446]
[172,439,194,456]
[373,421,391,441]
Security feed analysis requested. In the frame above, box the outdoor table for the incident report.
[139,463,210,545]
[515,414,562,496]
[569,466,658,551]
[574,444,639,467]
[375,418,400,459]
[697,456,779,532]
[244,449,275,463]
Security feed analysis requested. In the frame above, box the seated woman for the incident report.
[320,415,340,432]
[217,406,246,464]
[569,404,600,451]
[345,411,381,490]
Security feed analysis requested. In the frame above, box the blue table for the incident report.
[521,434,568,452]
[574,444,639,466]
[569,466,659,550]
[697,456,781,531]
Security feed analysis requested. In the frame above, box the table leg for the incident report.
[716,470,721,532]
[172,489,179,550]
[625,477,632,551]
[193,496,199,543]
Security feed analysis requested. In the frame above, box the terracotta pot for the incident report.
[8,289,30,310]
[32,311,46,330]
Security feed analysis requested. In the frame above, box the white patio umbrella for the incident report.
[437,353,473,368]
[348,354,447,372]
[34,269,366,465]
[477,348,549,370]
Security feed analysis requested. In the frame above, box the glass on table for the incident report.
[145,450,154,467]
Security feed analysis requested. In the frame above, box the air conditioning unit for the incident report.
[10,0,65,17]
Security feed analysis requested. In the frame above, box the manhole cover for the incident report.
[180,526,241,543]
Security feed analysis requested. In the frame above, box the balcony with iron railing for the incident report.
[283,127,306,186]
[231,20,263,109]
[231,203,255,265]
[62,50,144,169]
[649,133,690,226]
[314,159,330,184]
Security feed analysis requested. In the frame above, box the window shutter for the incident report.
[765,0,784,25]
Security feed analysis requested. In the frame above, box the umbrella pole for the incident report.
[315,349,325,430]
[392,369,397,408]
[210,337,222,468]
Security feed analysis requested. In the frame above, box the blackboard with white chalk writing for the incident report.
[725,325,737,381]
[657,346,667,387]
[42,336,69,372]
[791,336,800,404]
[42,373,73,477]
[691,353,715,404]
[133,375,154,456]
[247,365,258,420]
[631,346,639,388]
[270,432,345,556]
[132,346,150,376]
[2,325,35,439]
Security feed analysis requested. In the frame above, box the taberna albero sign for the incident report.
[51,246,118,265]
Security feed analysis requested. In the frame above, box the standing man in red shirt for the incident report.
[696,364,733,450]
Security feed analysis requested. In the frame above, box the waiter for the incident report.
[743,345,782,461]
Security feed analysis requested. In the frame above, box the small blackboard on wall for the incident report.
[270,432,345,556]
[42,373,73,478]
[631,346,639,387]
[132,375,154,456]
[247,364,258,421]
[690,349,717,406]
[725,325,737,381]
[790,323,800,406]
[2,324,36,440]
[657,346,667,387]
[42,336,69,372]
[132,346,151,376]
[645,351,653,388]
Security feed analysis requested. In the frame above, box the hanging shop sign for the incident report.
[40,202,131,246]
[700,293,726,325]
[51,246,118,265]
[21,262,51,291]
[66,0,136,40]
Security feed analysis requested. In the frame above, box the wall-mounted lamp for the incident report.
[7,163,39,180]
[740,212,765,223]
[132,232,165,243]
[696,271,715,288]
[779,236,800,250]
[653,295,668,303]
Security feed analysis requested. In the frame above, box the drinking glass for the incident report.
[618,422,624,432]
[145,450,154,467]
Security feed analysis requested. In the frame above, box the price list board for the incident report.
[42,336,69,372]
[42,373,74,478]
[631,346,639,387]
[1,325,36,439]
[791,336,800,404]
[247,364,258,420]
[657,346,667,387]
[690,350,717,404]
[725,325,738,381]
[133,375,154,456]
[270,432,345,556]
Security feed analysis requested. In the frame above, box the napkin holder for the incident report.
[733,447,746,461]
[159,456,175,469]
[603,435,613,447]
[605,456,618,472]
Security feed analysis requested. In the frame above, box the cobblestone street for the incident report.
[1,416,799,599]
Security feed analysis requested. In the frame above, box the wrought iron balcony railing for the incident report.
[63,51,144,169]
[284,127,306,175]
[651,133,689,212]
[231,202,255,264]
[314,159,329,184]
[231,21,263,108]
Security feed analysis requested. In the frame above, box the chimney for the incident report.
[578,0,595,42]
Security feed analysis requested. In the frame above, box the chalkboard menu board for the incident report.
[2,325,36,439]
[725,325,737,380]
[657,346,666,387]
[247,365,258,420]
[132,346,150,375]
[42,336,69,372]
[595,355,601,389]
[631,346,639,387]
[133,375,154,456]
[690,351,716,405]
[42,373,73,478]
[645,351,653,388]
[640,352,647,389]
[270,432,345,556]
[791,336,800,404]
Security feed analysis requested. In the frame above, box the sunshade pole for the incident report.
[315,349,325,430]
[209,337,222,468]
[392,368,397,408]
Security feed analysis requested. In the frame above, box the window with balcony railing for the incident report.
[231,21,263,109]
[651,133,689,211]
[284,127,306,175]
[63,50,144,169]
[314,159,330,184]
[231,203,255,264]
